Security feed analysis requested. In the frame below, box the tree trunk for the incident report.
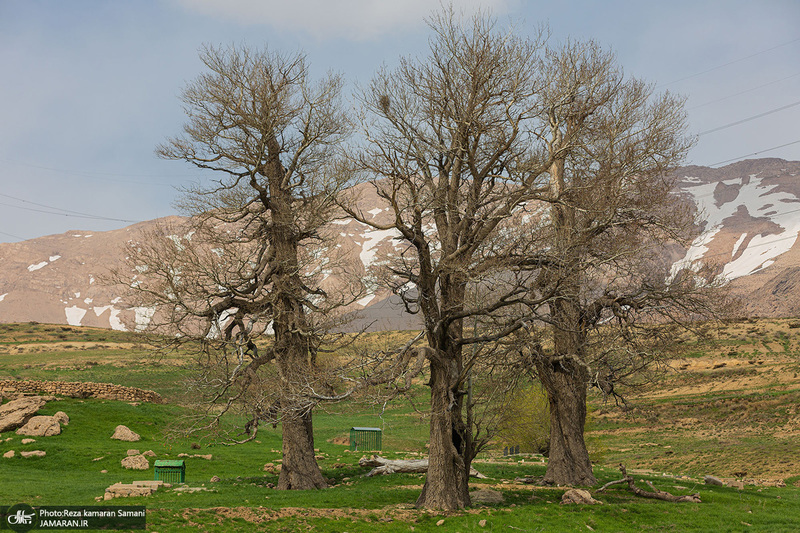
[537,357,596,486]
[277,410,328,490]
[415,356,470,509]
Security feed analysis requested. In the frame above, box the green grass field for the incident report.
[1,321,799,531]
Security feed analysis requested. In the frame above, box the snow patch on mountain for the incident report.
[133,306,155,332]
[28,261,49,272]
[671,173,800,280]
[65,306,87,326]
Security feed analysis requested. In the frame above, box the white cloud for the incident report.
[174,0,513,40]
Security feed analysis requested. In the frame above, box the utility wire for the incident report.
[659,36,800,88]
[0,157,192,183]
[0,200,140,223]
[0,230,26,241]
[708,140,800,167]
[697,100,800,137]
[688,72,800,110]
[0,192,136,220]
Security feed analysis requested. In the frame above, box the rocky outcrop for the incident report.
[103,480,166,500]
[0,396,47,432]
[121,454,149,470]
[111,425,140,442]
[16,415,61,436]
[0,380,163,403]
[561,488,602,505]
[53,411,69,425]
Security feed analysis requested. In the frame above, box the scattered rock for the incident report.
[16,415,61,436]
[172,486,211,493]
[20,450,46,458]
[561,489,602,505]
[3,450,14,458]
[704,475,724,486]
[111,425,140,442]
[21,438,35,444]
[142,450,156,457]
[53,411,69,426]
[121,455,149,470]
[479,519,487,527]
[210,476,220,483]
[127,449,140,456]
[178,453,212,460]
[92,457,104,461]
[101,470,108,473]
[0,396,47,432]
[470,489,504,505]
[436,519,445,526]
[104,480,164,499]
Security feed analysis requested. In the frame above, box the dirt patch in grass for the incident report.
[183,505,424,524]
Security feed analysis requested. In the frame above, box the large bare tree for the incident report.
[123,44,352,490]
[521,40,724,486]
[345,11,554,509]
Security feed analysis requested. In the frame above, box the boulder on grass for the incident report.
[16,416,61,437]
[561,489,602,505]
[111,425,140,442]
[470,489,504,504]
[53,411,69,426]
[121,455,149,470]
[0,396,47,432]
[20,450,46,458]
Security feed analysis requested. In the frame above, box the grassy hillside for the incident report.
[0,320,799,531]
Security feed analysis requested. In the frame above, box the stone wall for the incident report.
[0,379,163,404]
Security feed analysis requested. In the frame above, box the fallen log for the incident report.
[596,464,701,503]
[358,455,487,479]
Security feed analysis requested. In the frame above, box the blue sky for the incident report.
[1,0,798,242]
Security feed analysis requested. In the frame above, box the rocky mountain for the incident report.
[1,158,799,332]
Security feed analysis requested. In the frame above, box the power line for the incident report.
[0,199,140,223]
[659,36,800,88]
[707,140,800,167]
[0,192,137,220]
[0,230,26,241]
[697,100,800,137]
[688,72,800,110]
[0,157,190,185]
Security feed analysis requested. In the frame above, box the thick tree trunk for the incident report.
[537,358,596,486]
[269,167,327,491]
[277,410,328,490]
[415,357,470,509]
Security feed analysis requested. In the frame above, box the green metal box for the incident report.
[349,427,382,452]
[154,459,186,483]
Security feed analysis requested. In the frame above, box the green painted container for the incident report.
[154,459,186,483]
[349,427,382,452]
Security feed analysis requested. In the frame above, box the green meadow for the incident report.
[1,321,799,531]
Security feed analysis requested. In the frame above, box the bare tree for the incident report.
[121,44,353,490]
[345,11,553,509]
[519,40,725,486]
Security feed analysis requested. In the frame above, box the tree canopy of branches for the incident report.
[122,44,353,490]
[345,11,555,509]
[519,40,725,486]
[346,10,722,505]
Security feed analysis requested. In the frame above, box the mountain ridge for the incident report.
[1,158,799,331]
